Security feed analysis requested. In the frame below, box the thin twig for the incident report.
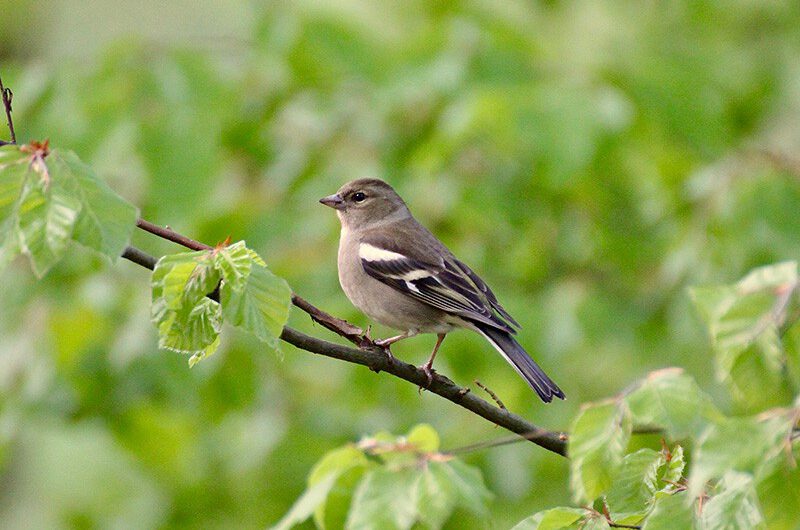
[119,242,570,456]
[0,74,16,145]
[445,428,568,455]
[474,379,506,410]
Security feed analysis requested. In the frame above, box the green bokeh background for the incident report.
[1,1,800,528]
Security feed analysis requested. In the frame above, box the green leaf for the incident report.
[756,451,800,530]
[569,400,632,503]
[0,145,138,277]
[688,415,794,496]
[151,251,222,359]
[641,492,695,530]
[272,446,369,530]
[661,445,686,489]
[17,178,80,277]
[780,323,800,389]
[309,446,370,529]
[414,463,457,530]
[0,146,31,271]
[219,244,291,345]
[346,467,420,530]
[511,507,585,530]
[699,471,765,530]
[276,424,487,529]
[625,368,723,439]
[690,262,797,410]
[50,150,138,260]
[187,335,221,367]
[0,144,28,225]
[606,448,663,519]
[214,240,265,290]
[308,446,370,487]
[271,473,341,530]
[432,459,492,517]
[406,423,440,453]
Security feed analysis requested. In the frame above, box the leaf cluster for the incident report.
[274,424,492,530]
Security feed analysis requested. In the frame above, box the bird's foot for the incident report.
[418,361,436,391]
[372,339,396,364]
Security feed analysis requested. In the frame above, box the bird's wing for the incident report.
[358,232,515,333]
[450,258,520,328]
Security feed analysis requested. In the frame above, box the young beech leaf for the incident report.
[17,177,80,277]
[214,240,265,290]
[274,445,370,530]
[605,448,663,520]
[661,445,685,489]
[641,492,694,530]
[151,251,222,360]
[688,414,795,497]
[511,507,585,530]
[690,262,798,410]
[0,143,82,277]
[0,144,138,276]
[0,145,29,269]
[218,242,291,345]
[406,423,440,453]
[346,467,420,530]
[698,471,765,530]
[51,150,138,260]
[308,446,370,529]
[569,400,632,504]
[271,474,343,530]
[756,452,800,530]
[625,368,723,440]
[273,425,490,530]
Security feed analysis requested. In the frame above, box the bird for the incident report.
[319,178,565,403]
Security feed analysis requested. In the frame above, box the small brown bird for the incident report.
[320,178,564,403]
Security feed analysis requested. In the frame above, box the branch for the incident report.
[0,74,16,145]
[121,241,569,457]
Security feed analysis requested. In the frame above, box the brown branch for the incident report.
[121,245,158,271]
[136,218,212,251]
[0,74,16,145]
[119,242,569,457]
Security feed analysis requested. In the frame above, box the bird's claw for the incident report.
[419,362,436,391]
[373,339,396,364]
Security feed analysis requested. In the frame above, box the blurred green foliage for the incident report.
[2,0,800,528]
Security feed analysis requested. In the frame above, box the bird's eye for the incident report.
[352,192,367,202]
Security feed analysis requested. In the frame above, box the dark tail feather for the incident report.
[475,324,565,403]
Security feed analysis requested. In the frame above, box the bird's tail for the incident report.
[475,323,565,403]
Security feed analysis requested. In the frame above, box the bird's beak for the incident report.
[319,193,345,210]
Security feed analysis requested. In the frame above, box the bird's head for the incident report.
[320,178,410,230]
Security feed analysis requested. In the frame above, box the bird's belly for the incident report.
[338,246,452,333]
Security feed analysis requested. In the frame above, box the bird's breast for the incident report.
[337,233,452,333]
